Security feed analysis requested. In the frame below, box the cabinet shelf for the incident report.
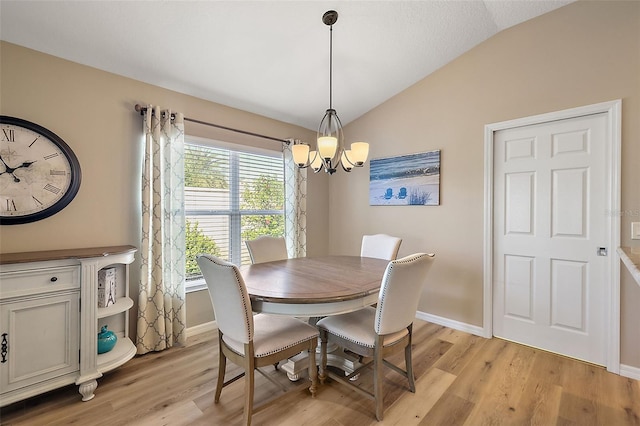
[97,296,134,319]
[97,338,136,374]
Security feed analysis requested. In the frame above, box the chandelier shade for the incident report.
[292,10,369,174]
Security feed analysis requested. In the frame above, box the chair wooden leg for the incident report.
[405,325,416,392]
[405,341,416,393]
[374,337,384,421]
[319,330,328,385]
[243,351,255,426]
[215,335,226,403]
[308,340,318,397]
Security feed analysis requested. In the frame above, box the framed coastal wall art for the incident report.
[369,149,440,206]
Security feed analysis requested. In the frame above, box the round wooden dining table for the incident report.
[240,255,390,380]
[240,255,390,317]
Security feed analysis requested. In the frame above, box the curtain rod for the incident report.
[134,104,290,144]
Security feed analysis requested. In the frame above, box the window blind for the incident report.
[184,141,285,283]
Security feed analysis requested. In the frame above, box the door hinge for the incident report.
[597,247,608,256]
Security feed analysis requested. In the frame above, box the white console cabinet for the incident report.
[0,246,137,406]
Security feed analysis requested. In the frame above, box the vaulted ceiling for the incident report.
[0,1,573,130]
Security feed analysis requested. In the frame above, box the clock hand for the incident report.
[0,155,9,171]
[0,157,37,183]
[8,161,37,182]
[15,160,37,169]
[0,156,19,182]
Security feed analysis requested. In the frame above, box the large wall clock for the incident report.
[0,116,81,225]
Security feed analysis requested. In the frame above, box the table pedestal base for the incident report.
[281,344,360,381]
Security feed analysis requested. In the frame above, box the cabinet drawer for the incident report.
[0,266,80,298]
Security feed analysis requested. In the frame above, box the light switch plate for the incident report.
[632,222,640,240]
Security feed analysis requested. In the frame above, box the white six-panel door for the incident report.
[492,113,609,366]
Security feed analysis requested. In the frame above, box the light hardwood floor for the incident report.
[2,320,639,425]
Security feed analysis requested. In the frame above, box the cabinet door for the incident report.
[0,292,80,393]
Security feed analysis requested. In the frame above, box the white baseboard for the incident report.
[620,364,640,381]
[416,311,485,337]
[186,320,217,338]
[189,314,484,339]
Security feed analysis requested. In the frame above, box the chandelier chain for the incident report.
[329,23,333,110]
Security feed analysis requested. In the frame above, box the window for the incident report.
[184,137,285,291]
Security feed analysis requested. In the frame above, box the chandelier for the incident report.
[292,10,369,174]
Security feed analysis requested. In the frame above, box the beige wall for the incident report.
[0,41,327,334]
[1,0,638,369]
[334,0,640,367]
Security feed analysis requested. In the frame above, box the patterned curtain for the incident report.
[136,106,187,355]
[283,140,307,258]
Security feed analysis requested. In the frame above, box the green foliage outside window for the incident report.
[185,219,220,279]
[241,175,285,241]
[185,146,228,189]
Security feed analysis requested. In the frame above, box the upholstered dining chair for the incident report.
[196,254,318,426]
[317,252,435,421]
[360,234,402,260]
[245,236,288,264]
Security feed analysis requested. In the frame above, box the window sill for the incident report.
[185,278,207,294]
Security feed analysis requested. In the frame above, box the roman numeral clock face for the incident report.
[0,116,81,224]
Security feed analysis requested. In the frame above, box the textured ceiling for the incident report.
[0,1,573,130]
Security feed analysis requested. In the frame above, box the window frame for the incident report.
[184,135,285,293]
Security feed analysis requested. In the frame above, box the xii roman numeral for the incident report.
[2,129,15,142]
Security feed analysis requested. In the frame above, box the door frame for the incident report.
[483,99,621,373]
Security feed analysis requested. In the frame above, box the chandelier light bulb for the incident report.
[292,143,310,166]
[310,151,323,171]
[350,142,369,166]
[318,136,338,160]
[341,150,353,171]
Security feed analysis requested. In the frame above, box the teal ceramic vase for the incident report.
[97,325,117,354]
